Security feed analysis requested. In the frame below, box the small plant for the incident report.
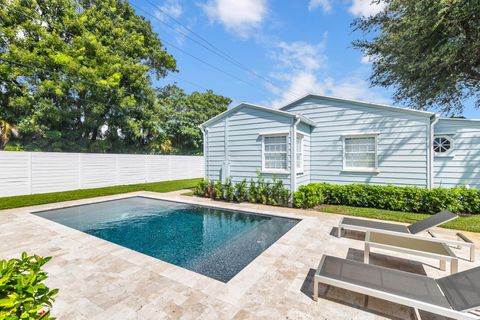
[0,252,58,320]
[194,179,209,197]
[207,180,216,198]
[234,179,248,202]
[248,178,257,203]
[223,178,235,202]
[194,177,292,207]
[213,180,223,200]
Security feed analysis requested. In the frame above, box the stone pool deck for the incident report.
[1,191,479,320]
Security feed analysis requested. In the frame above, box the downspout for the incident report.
[290,116,301,195]
[428,115,439,189]
[200,125,207,180]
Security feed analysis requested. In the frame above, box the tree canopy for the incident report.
[158,85,230,155]
[0,0,230,153]
[352,0,480,115]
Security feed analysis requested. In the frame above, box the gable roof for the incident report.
[200,102,317,128]
[279,94,436,118]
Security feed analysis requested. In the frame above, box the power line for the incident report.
[169,74,210,91]
[130,3,299,100]
[145,0,302,99]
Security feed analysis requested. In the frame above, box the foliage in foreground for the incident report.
[352,0,480,114]
[194,176,290,206]
[293,183,480,215]
[0,178,201,210]
[0,253,58,320]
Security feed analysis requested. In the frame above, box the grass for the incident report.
[0,178,202,210]
[317,205,480,233]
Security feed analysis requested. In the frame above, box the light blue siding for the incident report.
[205,106,293,189]
[205,119,225,181]
[433,119,480,189]
[296,122,311,187]
[283,97,430,187]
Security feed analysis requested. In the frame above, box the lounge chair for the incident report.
[337,210,475,262]
[313,255,480,320]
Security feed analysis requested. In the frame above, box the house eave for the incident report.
[200,102,316,128]
[278,94,436,118]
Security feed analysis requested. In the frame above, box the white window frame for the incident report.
[261,133,289,174]
[296,133,304,174]
[342,133,379,173]
[433,135,454,156]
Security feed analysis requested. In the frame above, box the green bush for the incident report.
[0,252,58,320]
[292,183,480,214]
[194,175,291,206]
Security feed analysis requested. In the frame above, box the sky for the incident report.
[130,0,479,119]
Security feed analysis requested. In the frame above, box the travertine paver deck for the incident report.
[1,190,479,320]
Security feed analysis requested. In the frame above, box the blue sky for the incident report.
[131,0,479,118]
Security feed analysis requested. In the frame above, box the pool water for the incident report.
[34,197,299,282]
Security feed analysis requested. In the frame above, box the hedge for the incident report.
[292,183,480,215]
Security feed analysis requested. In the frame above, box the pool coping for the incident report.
[6,191,315,305]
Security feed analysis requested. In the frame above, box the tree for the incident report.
[352,0,480,115]
[0,117,18,149]
[157,85,230,155]
[1,0,176,152]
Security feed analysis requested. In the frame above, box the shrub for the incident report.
[194,179,209,197]
[234,179,248,202]
[194,176,291,206]
[292,183,480,215]
[223,178,235,202]
[0,252,58,320]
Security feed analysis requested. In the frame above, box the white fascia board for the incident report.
[278,94,436,118]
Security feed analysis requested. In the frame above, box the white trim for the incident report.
[279,93,436,118]
[341,168,379,173]
[427,116,437,189]
[200,103,317,128]
[258,130,290,136]
[439,117,480,122]
[433,135,454,155]
[261,133,288,172]
[342,133,379,172]
[296,132,304,174]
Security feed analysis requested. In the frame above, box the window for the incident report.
[296,133,304,172]
[263,135,287,171]
[433,136,453,153]
[343,135,377,170]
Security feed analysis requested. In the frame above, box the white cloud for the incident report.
[267,38,389,108]
[361,54,371,64]
[200,0,267,37]
[308,0,332,12]
[155,0,183,19]
[348,0,385,17]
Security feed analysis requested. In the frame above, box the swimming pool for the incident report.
[34,197,299,282]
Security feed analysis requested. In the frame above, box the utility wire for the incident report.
[145,0,302,99]
[130,3,299,100]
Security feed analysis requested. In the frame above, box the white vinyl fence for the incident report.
[0,151,204,197]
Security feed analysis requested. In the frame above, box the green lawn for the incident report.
[0,178,201,210]
[317,205,480,233]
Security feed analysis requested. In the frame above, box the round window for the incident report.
[433,136,452,153]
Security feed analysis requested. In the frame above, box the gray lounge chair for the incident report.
[338,210,475,262]
[313,255,480,320]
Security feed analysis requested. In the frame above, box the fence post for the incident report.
[27,152,33,195]
[78,153,82,189]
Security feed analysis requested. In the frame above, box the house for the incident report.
[200,94,480,193]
